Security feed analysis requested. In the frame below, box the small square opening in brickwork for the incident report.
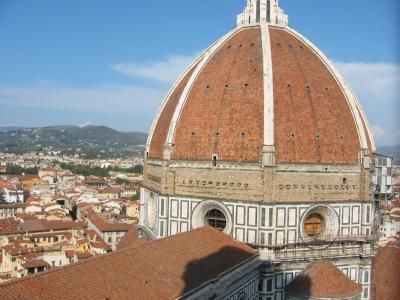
[212,155,218,167]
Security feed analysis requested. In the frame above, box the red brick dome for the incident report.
[146,13,374,166]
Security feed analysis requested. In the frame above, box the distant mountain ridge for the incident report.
[0,126,27,132]
[378,144,400,165]
[1,125,399,162]
[0,125,148,158]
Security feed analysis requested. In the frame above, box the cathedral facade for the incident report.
[139,1,376,299]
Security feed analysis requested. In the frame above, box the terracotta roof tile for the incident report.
[22,260,49,269]
[149,25,368,164]
[285,260,362,298]
[117,224,138,249]
[0,227,256,300]
[371,244,400,299]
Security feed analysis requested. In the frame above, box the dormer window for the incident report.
[212,154,218,167]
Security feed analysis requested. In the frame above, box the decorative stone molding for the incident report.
[177,179,250,190]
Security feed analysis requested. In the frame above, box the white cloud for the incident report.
[334,61,400,95]
[0,53,200,131]
[0,82,165,116]
[333,61,400,146]
[78,122,92,128]
[371,124,387,139]
[110,53,198,84]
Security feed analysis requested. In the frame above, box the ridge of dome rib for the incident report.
[282,26,373,152]
[146,54,205,158]
[163,28,240,160]
[261,23,274,148]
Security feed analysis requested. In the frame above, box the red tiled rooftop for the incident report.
[22,260,49,269]
[0,227,256,300]
[18,220,87,233]
[371,244,400,300]
[88,215,131,232]
[117,224,138,250]
[285,260,362,298]
[98,188,121,194]
[0,203,28,209]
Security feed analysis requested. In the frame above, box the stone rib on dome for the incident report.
[147,24,374,165]
[148,62,199,159]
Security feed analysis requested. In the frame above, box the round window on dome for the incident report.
[205,209,227,231]
[304,213,326,238]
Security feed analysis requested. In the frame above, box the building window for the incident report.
[237,293,247,300]
[261,208,266,227]
[160,221,164,237]
[266,278,273,292]
[205,209,226,231]
[160,199,164,216]
[268,232,272,245]
[212,154,218,167]
[364,270,369,283]
[304,213,326,238]
[363,287,369,298]
[108,237,112,243]
[268,208,273,227]
[260,232,265,245]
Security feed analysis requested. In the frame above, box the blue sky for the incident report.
[0,0,399,146]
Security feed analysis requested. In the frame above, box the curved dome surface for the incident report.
[147,17,374,166]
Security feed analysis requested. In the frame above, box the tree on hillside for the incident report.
[132,165,143,174]
[116,177,130,185]
[23,190,30,202]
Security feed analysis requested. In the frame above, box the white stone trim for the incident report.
[145,51,207,154]
[354,95,376,151]
[261,23,274,146]
[164,28,239,148]
[284,26,370,151]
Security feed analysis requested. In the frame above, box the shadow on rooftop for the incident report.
[179,246,257,299]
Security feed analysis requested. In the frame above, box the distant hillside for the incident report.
[378,145,400,165]
[0,126,26,132]
[0,125,148,158]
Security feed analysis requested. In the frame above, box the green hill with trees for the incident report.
[0,125,147,158]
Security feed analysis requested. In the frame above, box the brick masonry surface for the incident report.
[270,27,360,165]
[149,26,367,165]
[172,27,264,162]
